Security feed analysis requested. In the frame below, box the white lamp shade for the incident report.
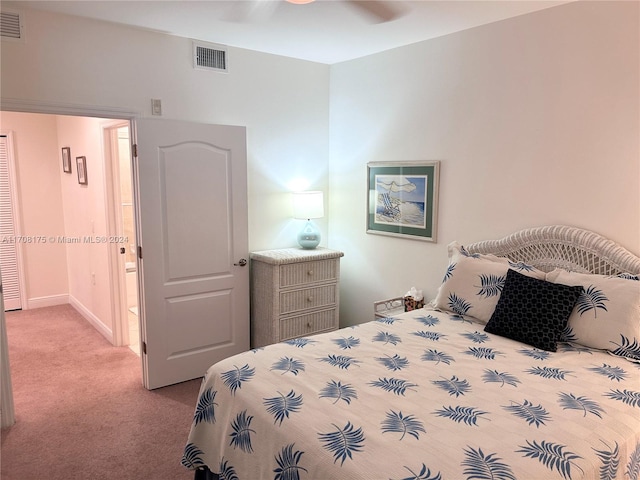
[292,191,324,219]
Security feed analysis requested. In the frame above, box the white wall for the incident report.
[56,115,115,337]
[0,112,69,307]
[328,1,640,325]
[2,2,638,332]
[0,6,331,253]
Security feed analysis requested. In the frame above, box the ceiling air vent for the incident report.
[193,41,228,73]
[0,10,23,41]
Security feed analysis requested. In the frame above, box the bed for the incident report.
[182,225,640,480]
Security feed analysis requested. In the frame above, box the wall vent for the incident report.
[193,41,228,73]
[0,10,23,41]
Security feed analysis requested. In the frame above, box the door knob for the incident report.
[234,258,247,267]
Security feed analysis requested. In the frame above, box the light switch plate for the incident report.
[151,98,162,116]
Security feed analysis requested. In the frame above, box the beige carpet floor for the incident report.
[1,304,201,480]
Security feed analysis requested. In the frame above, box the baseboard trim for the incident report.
[27,294,69,310]
[68,296,114,345]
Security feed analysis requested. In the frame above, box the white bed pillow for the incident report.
[433,242,546,323]
[546,269,640,361]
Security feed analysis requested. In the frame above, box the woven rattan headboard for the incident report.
[466,225,640,276]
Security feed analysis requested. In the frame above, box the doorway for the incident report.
[0,112,138,349]
[104,122,140,355]
[0,109,141,427]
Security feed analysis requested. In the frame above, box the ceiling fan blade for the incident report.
[346,1,405,23]
[219,0,280,23]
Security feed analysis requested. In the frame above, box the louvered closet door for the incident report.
[0,135,21,311]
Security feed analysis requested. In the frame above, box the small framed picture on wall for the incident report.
[76,156,88,185]
[62,147,72,173]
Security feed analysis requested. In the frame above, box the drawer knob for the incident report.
[307,296,313,302]
[307,321,312,328]
[307,270,314,276]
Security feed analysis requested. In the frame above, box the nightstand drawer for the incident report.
[279,259,338,288]
[280,285,336,314]
[279,309,338,341]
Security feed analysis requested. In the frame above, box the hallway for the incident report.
[1,305,200,480]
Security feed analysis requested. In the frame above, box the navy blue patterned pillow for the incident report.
[484,269,583,352]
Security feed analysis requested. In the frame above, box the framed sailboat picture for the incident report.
[366,161,440,242]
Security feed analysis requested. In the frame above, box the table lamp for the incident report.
[292,191,324,249]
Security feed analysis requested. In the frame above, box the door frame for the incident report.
[1,288,15,428]
[102,119,135,348]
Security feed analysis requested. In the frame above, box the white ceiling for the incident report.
[14,0,572,64]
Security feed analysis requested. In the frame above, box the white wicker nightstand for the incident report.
[250,248,344,348]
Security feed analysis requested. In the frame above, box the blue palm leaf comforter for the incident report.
[182,308,640,480]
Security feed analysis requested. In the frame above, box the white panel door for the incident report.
[134,118,249,389]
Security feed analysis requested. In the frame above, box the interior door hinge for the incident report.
[142,341,147,355]
[132,143,138,157]
[137,245,142,259]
